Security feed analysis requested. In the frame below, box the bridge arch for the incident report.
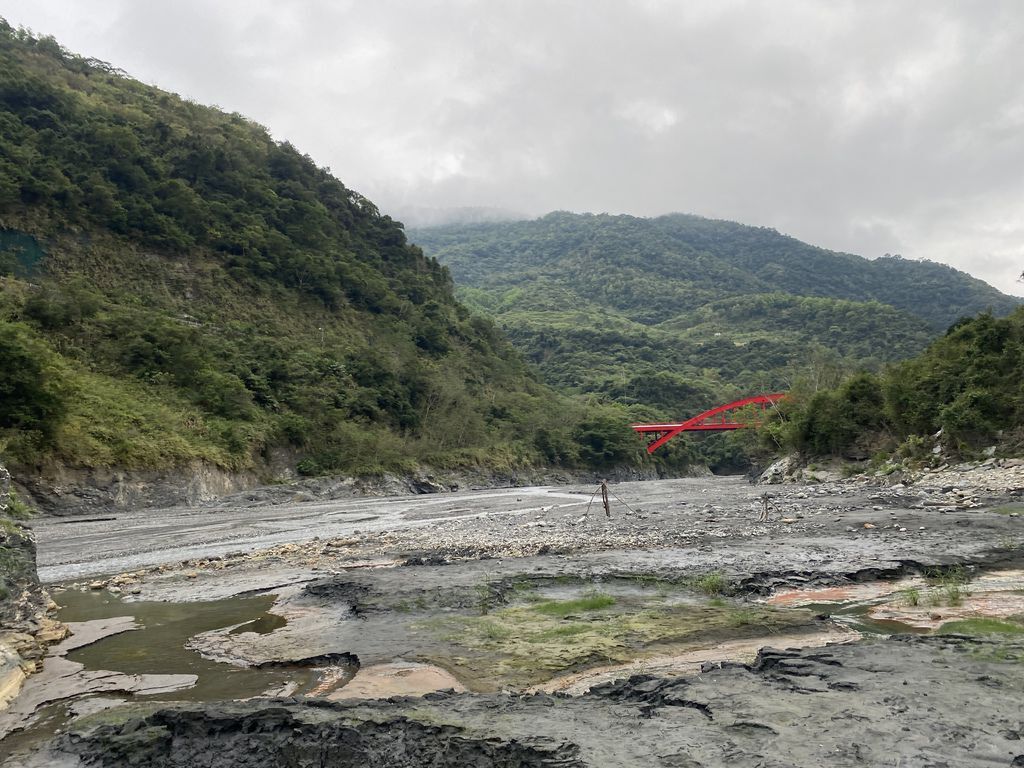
[632,393,786,454]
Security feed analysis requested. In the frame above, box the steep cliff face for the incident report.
[0,462,66,708]
[15,460,276,515]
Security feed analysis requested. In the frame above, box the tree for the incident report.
[0,322,68,440]
[572,408,640,467]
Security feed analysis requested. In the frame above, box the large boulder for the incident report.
[757,455,802,484]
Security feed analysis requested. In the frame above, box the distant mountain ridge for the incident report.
[412,211,1020,331]
[409,212,1021,421]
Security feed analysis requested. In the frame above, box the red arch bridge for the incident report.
[632,393,787,454]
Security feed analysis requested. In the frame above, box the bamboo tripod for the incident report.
[758,491,780,522]
[586,479,634,518]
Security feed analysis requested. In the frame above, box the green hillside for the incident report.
[650,214,1019,330]
[411,212,1019,331]
[409,212,1014,423]
[0,23,652,477]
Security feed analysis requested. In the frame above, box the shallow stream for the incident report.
[51,569,1024,702]
[56,589,315,701]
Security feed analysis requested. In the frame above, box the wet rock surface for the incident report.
[0,462,67,712]
[24,702,586,768]
[0,617,196,739]
[21,635,1024,768]
[182,563,826,694]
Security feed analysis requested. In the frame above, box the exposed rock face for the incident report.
[757,455,848,485]
[33,705,584,767]
[757,454,801,484]
[0,462,67,710]
[13,461,270,516]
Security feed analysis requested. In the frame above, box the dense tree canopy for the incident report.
[768,308,1024,458]
[412,212,1019,332]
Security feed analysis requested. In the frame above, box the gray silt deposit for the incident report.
[19,635,1024,767]
[8,472,1024,766]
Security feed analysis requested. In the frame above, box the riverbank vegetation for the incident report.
[766,307,1024,459]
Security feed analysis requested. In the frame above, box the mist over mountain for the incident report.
[390,206,528,229]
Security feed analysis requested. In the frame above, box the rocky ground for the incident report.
[34,459,1024,588]
[3,459,1024,766]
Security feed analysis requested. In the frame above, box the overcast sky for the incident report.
[5,1,1024,296]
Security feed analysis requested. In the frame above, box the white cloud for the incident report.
[615,99,679,135]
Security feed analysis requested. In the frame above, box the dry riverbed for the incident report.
[4,465,1024,767]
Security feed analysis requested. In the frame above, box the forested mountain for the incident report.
[0,23,648,477]
[411,212,1020,422]
[413,212,1019,330]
